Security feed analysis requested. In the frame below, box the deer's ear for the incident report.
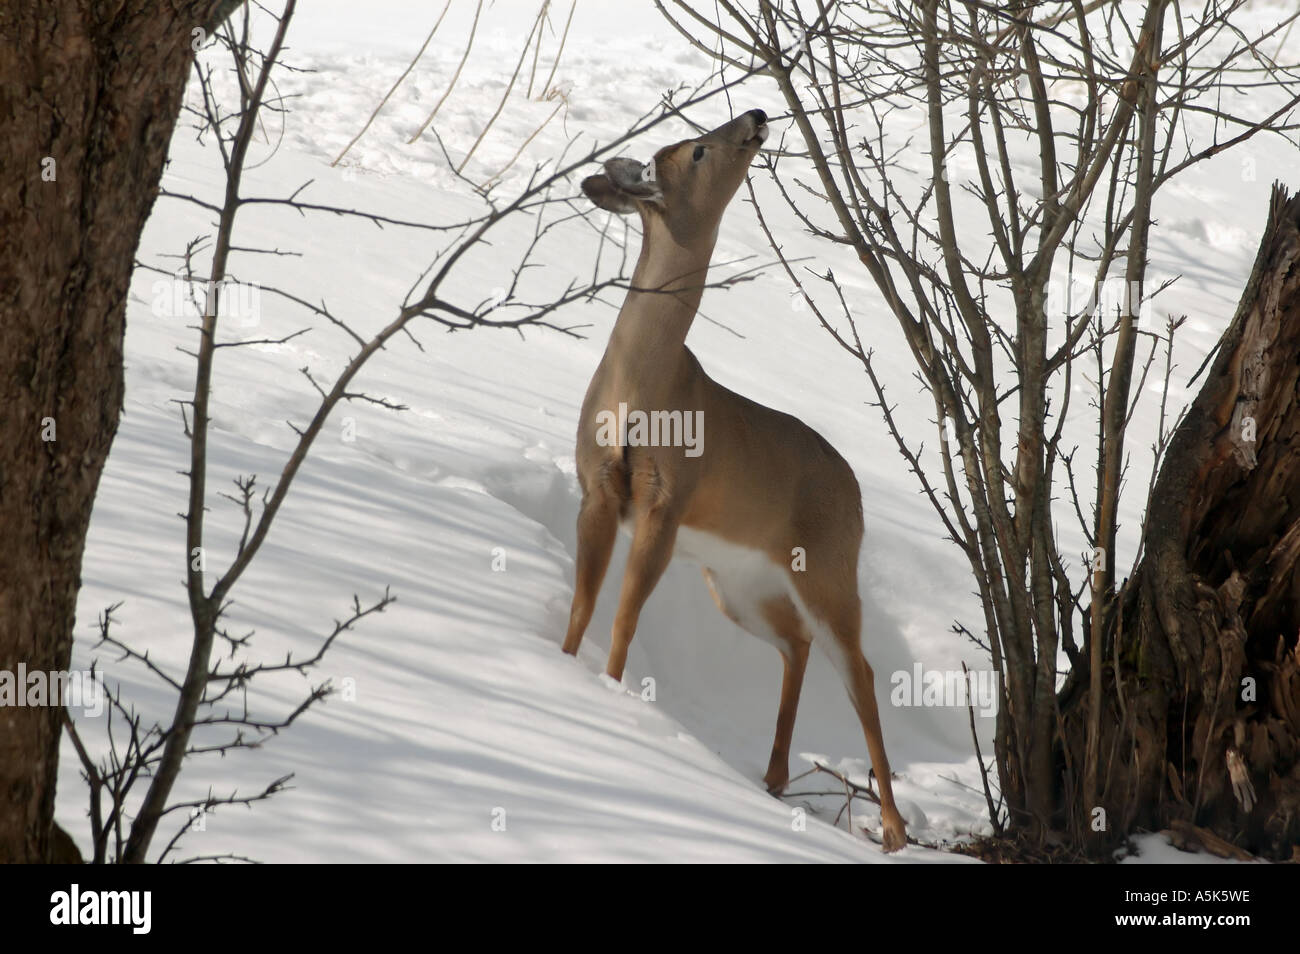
[581,174,639,215]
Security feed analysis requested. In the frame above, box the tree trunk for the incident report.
[1060,183,1300,859]
[0,0,214,863]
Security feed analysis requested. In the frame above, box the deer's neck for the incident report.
[606,223,716,369]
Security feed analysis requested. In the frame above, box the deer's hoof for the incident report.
[881,809,907,853]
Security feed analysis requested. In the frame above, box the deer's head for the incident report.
[581,109,768,246]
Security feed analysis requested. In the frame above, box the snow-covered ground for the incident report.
[54,0,1297,862]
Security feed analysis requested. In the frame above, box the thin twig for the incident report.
[332,0,451,166]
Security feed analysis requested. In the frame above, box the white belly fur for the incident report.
[670,526,838,658]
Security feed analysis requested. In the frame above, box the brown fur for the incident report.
[563,111,906,851]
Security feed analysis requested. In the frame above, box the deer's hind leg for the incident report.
[703,569,811,793]
[814,587,907,852]
[757,596,811,793]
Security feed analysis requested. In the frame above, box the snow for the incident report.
[53,0,1295,862]
[1120,834,1259,865]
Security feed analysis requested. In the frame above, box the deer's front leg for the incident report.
[563,484,620,657]
[606,499,679,681]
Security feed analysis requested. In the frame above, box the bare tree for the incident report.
[0,0,233,865]
[60,1,770,862]
[660,0,1300,857]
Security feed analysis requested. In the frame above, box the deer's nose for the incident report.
[747,108,768,126]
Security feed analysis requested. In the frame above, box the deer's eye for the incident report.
[692,145,706,162]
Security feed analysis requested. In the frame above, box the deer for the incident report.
[562,109,907,852]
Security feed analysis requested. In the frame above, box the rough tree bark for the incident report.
[1061,184,1300,859]
[0,0,219,863]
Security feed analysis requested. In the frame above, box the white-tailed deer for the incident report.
[563,109,906,852]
